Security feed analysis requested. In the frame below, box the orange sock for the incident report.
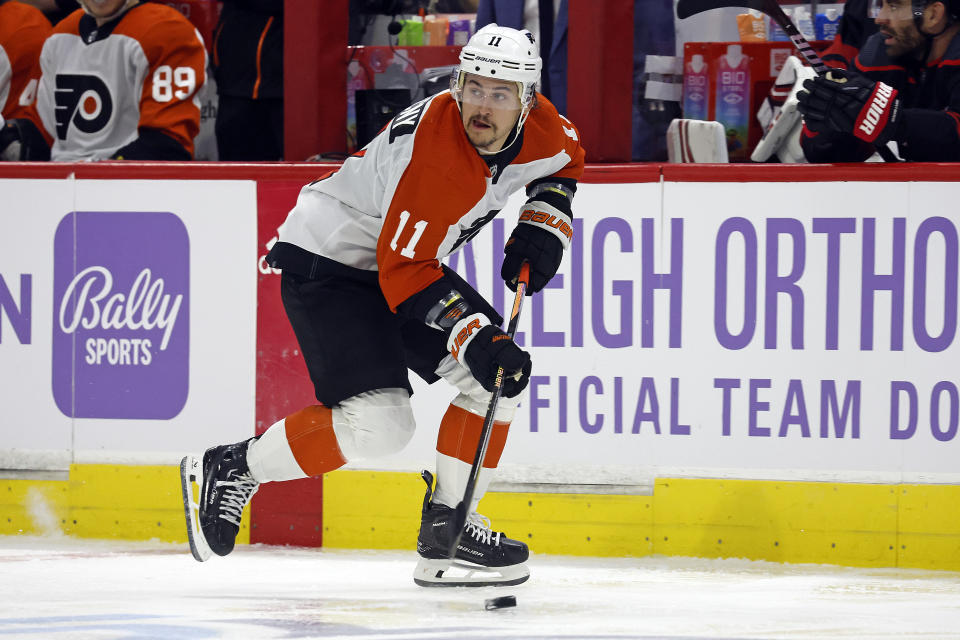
[284,405,346,476]
[436,403,510,468]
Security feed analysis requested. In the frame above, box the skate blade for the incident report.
[413,557,530,587]
[180,455,213,562]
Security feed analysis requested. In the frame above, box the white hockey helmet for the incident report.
[452,24,542,111]
[451,24,542,151]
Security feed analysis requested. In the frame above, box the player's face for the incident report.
[873,0,926,58]
[459,74,522,153]
[81,0,132,21]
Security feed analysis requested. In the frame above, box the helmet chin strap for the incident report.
[79,0,138,22]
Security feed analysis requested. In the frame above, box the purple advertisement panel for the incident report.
[52,211,190,419]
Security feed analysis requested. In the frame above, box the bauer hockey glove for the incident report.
[449,314,531,398]
[396,266,529,397]
[796,69,902,145]
[502,183,575,295]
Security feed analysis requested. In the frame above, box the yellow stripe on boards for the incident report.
[321,471,960,571]
[0,464,250,545]
[897,484,960,570]
[321,470,423,550]
[2,465,958,571]
[651,479,899,567]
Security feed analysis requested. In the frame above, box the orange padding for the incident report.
[436,404,510,468]
[284,405,346,476]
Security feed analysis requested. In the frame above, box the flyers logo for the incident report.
[450,208,500,253]
[54,74,113,140]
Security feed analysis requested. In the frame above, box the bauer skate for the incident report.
[413,470,530,587]
[180,439,259,562]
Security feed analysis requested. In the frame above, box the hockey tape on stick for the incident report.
[448,262,531,561]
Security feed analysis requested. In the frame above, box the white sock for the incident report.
[432,452,494,513]
[246,419,308,483]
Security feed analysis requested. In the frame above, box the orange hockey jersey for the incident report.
[0,1,51,122]
[275,91,585,311]
[32,3,206,160]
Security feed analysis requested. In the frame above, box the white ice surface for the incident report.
[1,535,959,639]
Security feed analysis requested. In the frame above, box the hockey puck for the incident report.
[484,595,517,610]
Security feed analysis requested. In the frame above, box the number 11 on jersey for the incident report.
[389,210,428,259]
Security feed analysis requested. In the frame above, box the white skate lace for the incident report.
[217,471,260,527]
[464,512,501,547]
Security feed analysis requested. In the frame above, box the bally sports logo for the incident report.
[52,211,189,419]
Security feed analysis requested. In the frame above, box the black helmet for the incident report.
[871,0,959,26]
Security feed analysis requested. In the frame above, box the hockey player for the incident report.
[180,24,585,587]
[0,0,52,161]
[0,0,207,161]
[797,0,960,161]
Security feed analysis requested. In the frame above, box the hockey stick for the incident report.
[676,0,900,162]
[448,261,531,561]
[678,0,827,73]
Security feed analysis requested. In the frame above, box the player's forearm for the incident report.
[111,127,191,160]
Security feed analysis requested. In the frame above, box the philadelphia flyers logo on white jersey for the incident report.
[54,74,113,139]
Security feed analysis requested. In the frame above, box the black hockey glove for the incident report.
[394,265,529,395]
[454,320,531,398]
[502,200,572,295]
[0,118,51,161]
[796,69,902,145]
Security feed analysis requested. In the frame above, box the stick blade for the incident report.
[677,0,771,19]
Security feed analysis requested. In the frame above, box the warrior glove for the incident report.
[796,69,902,145]
[502,180,575,295]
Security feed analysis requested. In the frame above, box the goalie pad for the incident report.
[751,56,816,163]
[666,118,728,163]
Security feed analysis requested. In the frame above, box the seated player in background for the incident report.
[15,0,79,26]
[0,0,206,161]
[181,24,585,587]
[0,0,52,160]
[820,0,880,69]
[798,0,960,162]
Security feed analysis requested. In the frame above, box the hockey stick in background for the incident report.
[677,0,827,73]
[448,261,531,561]
[676,0,900,162]
[677,0,829,76]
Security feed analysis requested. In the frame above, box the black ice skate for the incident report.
[413,470,530,587]
[180,439,260,562]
